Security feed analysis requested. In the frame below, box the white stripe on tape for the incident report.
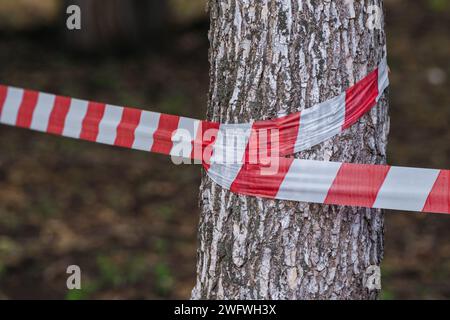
[132,110,160,151]
[62,98,89,139]
[373,167,440,211]
[96,104,123,145]
[0,87,24,125]
[277,159,342,203]
[208,123,252,189]
[377,58,389,102]
[294,93,346,153]
[170,117,200,158]
[30,92,55,132]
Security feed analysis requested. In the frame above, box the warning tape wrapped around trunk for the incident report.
[0,57,448,214]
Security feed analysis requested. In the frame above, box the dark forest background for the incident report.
[0,0,449,299]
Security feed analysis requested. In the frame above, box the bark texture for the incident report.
[193,0,389,300]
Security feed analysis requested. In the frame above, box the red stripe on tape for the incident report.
[150,114,180,155]
[230,157,294,198]
[278,112,301,156]
[343,68,379,129]
[230,118,299,198]
[251,112,301,157]
[47,96,71,135]
[79,102,106,142]
[0,85,7,116]
[114,107,141,148]
[324,163,391,207]
[16,89,39,128]
[423,170,450,214]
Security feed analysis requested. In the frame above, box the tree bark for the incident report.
[193,0,389,300]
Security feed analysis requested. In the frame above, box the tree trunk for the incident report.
[192,0,389,300]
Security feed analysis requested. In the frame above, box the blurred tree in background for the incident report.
[0,0,207,50]
[62,0,169,50]
[0,0,59,30]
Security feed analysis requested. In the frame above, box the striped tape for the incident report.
[208,158,449,214]
[0,58,449,214]
[0,58,388,160]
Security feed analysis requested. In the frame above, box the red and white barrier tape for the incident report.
[0,58,449,214]
[208,158,449,214]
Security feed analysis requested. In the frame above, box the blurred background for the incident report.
[0,0,448,299]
